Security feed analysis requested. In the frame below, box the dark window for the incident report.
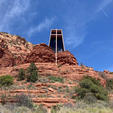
[57,30,61,34]
[51,30,56,34]
[50,37,56,52]
[57,37,64,52]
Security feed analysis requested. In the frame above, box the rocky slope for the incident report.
[0,63,112,108]
[0,32,34,66]
[0,32,78,67]
[0,47,15,67]
[0,32,33,55]
[0,32,113,108]
[0,32,111,82]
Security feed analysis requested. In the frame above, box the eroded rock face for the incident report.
[0,47,15,67]
[57,51,78,65]
[24,43,78,65]
[0,32,34,65]
[24,43,55,63]
[0,32,78,66]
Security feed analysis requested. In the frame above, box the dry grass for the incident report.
[57,107,113,113]
[0,101,113,113]
[52,101,113,113]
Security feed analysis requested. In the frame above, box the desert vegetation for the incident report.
[0,100,113,113]
[106,78,113,91]
[73,76,108,101]
[51,101,113,113]
[0,103,48,113]
[18,68,25,81]
[0,75,13,87]
[48,76,64,83]
[0,63,113,113]
[26,62,38,82]
[17,62,38,82]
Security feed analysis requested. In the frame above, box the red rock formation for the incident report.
[24,43,55,63]
[0,32,78,66]
[0,32,113,108]
[24,43,78,65]
[57,51,78,65]
[0,32,33,66]
[0,47,15,67]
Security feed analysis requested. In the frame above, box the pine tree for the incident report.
[18,68,25,81]
[27,62,38,82]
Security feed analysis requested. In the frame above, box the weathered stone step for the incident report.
[35,83,77,87]
[0,97,72,108]
[0,90,46,94]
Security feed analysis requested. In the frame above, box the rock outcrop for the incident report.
[0,32,113,108]
[0,32,33,66]
[24,43,55,63]
[0,47,15,67]
[57,51,78,65]
[0,32,78,67]
[24,43,78,65]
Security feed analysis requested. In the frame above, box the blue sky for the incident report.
[0,0,113,71]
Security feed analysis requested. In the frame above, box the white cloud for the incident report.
[0,0,55,38]
[8,0,30,17]
[28,17,56,36]
[65,25,87,48]
[96,0,112,18]
[0,0,4,5]
[97,0,112,12]
[0,0,31,32]
[64,0,112,49]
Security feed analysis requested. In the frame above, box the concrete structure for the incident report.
[49,29,65,65]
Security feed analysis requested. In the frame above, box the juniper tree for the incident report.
[27,62,38,82]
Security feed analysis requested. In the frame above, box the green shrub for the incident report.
[0,75,13,87]
[18,68,25,81]
[110,72,113,74]
[83,93,97,104]
[81,76,101,86]
[106,78,113,90]
[57,104,113,113]
[35,104,47,113]
[15,94,33,108]
[51,104,62,113]
[13,106,32,113]
[48,76,64,83]
[27,62,38,82]
[0,101,113,113]
[75,87,89,99]
[75,76,108,101]
[1,94,7,105]
[109,101,113,109]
